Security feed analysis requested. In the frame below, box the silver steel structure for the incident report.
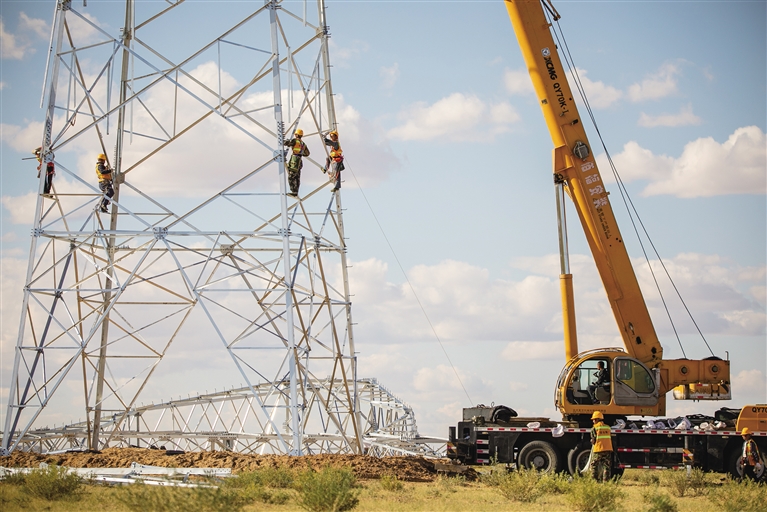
[3,0,363,456]
[6,378,446,458]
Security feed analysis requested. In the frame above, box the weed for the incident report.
[0,471,28,486]
[660,467,708,497]
[707,477,767,512]
[641,488,678,512]
[637,471,661,486]
[479,467,511,487]
[660,469,689,497]
[495,467,543,503]
[379,473,404,492]
[537,471,571,495]
[565,474,625,512]
[296,465,359,512]
[20,464,83,501]
[117,481,247,512]
[221,466,295,504]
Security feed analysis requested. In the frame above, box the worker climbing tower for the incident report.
[2,0,363,455]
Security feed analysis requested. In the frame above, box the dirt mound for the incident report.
[1,448,475,482]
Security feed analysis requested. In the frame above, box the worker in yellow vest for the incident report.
[95,153,114,213]
[590,410,613,482]
[284,128,310,197]
[740,427,764,481]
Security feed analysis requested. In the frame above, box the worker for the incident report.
[588,361,609,404]
[322,130,344,192]
[96,153,114,213]
[739,427,764,481]
[284,128,310,197]
[590,410,613,482]
[33,146,55,196]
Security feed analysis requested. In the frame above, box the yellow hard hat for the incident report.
[591,411,604,420]
[329,130,338,138]
[741,427,752,436]
[97,153,107,160]
[295,129,303,137]
[33,147,42,155]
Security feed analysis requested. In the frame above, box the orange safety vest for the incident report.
[330,147,343,162]
[96,161,112,182]
[292,139,307,155]
[592,422,613,453]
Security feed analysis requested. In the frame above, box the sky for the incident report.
[1,0,765,441]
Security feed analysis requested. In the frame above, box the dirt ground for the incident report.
[1,448,474,482]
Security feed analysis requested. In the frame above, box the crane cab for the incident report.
[556,349,660,426]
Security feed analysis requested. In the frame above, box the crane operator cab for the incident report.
[556,349,660,426]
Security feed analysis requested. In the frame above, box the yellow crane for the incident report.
[503,0,731,426]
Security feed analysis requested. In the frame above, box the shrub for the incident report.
[21,464,83,501]
[379,474,404,492]
[637,471,661,486]
[0,471,28,486]
[707,477,767,512]
[660,469,689,497]
[565,475,625,512]
[686,467,709,496]
[495,467,543,503]
[641,488,678,512]
[296,466,359,512]
[537,471,571,495]
[480,468,511,487]
[117,482,247,512]
[659,467,708,497]
[221,466,295,504]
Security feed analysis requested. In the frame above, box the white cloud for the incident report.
[503,68,534,96]
[19,12,48,40]
[0,13,49,60]
[1,193,38,225]
[636,253,766,339]
[379,63,399,89]
[627,63,681,102]
[596,126,766,197]
[387,93,520,142]
[501,341,562,361]
[328,39,368,68]
[1,17,28,59]
[638,103,702,128]
[569,68,622,109]
[732,369,767,405]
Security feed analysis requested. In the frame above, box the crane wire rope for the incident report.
[545,9,715,359]
[339,160,474,406]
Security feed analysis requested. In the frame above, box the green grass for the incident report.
[0,466,764,511]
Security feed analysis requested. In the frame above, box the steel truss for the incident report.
[6,379,446,457]
[3,0,367,456]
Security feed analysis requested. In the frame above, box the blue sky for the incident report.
[1,0,765,438]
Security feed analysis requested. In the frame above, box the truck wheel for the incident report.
[518,441,562,473]
[567,445,591,475]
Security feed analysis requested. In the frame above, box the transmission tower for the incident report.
[3,0,363,456]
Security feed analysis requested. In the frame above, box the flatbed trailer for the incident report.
[447,406,767,479]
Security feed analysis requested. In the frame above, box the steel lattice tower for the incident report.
[2,0,363,455]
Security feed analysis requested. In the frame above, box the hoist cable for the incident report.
[341,160,475,405]
[546,10,714,358]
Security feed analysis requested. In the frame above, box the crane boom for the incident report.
[503,1,730,419]
[504,0,661,365]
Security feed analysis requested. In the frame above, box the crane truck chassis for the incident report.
[447,404,767,479]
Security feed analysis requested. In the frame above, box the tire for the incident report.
[567,445,591,475]
[517,440,563,473]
